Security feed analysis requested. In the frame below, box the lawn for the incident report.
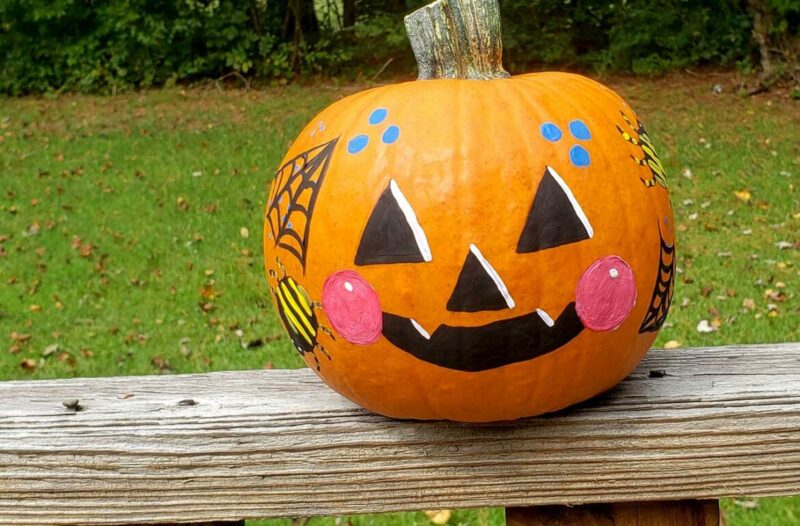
[1,72,798,525]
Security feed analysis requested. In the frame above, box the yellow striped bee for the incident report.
[617,111,668,189]
[269,260,333,370]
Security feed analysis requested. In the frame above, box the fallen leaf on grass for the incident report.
[696,320,716,333]
[240,226,250,238]
[200,284,217,300]
[424,510,452,525]
[742,298,756,311]
[180,337,191,357]
[71,236,94,258]
[20,358,37,370]
[734,190,752,203]
[10,332,31,343]
[151,356,172,371]
[733,499,758,510]
[764,289,787,302]
[23,222,40,237]
[663,340,681,350]
[776,241,793,250]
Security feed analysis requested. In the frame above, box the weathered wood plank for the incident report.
[0,343,798,525]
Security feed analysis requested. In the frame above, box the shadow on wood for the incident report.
[507,500,720,525]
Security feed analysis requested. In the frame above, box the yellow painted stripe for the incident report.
[287,278,312,316]
[277,288,313,345]
[649,161,666,178]
[280,282,316,336]
[646,153,665,172]
[641,143,658,159]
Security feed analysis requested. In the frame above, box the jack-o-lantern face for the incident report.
[264,0,674,422]
[356,169,597,373]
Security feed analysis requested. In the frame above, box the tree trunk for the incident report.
[282,0,320,41]
[282,0,320,72]
[343,0,356,27]
[748,0,775,80]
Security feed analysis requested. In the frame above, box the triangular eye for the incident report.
[517,166,594,253]
[355,180,432,265]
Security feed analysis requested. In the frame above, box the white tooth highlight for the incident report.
[536,309,555,327]
[410,318,431,340]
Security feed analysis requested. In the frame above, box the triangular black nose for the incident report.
[447,245,515,312]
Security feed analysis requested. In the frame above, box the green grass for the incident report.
[1,73,798,525]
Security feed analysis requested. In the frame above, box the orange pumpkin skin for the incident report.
[264,72,675,422]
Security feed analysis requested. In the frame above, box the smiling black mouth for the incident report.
[381,303,584,372]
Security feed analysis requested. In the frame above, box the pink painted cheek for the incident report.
[322,270,382,345]
[575,256,637,332]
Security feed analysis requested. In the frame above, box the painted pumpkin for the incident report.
[263,0,675,422]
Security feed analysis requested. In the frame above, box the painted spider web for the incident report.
[266,137,338,271]
[639,231,676,333]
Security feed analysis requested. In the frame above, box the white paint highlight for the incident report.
[410,318,431,340]
[344,281,354,292]
[468,244,515,309]
[389,179,432,262]
[609,268,619,279]
[536,309,555,327]
[546,166,594,239]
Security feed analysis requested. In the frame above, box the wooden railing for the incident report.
[1,343,798,525]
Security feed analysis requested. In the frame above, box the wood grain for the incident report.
[507,501,720,525]
[0,343,798,525]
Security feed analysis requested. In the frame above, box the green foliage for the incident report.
[0,0,344,94]
[0,0,798,93]
[501,0,751,74]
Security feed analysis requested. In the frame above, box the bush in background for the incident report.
[0,0,797,94]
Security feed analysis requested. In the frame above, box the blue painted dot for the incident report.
[369,108,388,125]
[569,145,591,167]
[569,119,591,140]
[540,122,562,142]
[347,135,369,154]
[382,125,400,144]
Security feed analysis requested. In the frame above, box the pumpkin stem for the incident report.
[405,0,510,80]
